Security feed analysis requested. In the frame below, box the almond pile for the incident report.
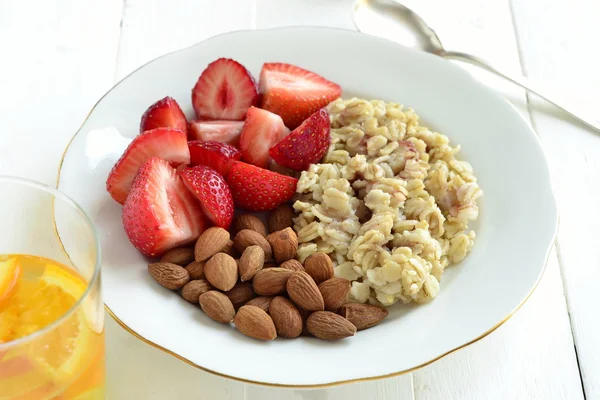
[147,205,389,341]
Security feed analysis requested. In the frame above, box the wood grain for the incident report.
[511,0,600,397]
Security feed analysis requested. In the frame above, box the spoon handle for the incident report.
[442,51,600,132]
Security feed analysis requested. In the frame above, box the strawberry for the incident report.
[106,128,190,204]
[192,58,259,120]
[239,106,290,168]
[188,120,244,146]
[122,158,208,257]
[188,141,241,177]
[259,63,342,129]
[227,161,298,212]
[179,166,234,229]
[140,96,188,135]
[269,108,330,171]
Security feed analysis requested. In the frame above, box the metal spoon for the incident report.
[352,0,600,132]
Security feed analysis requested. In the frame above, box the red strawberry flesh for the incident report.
[269,108,330,171]
[188,141,241,177]
[259,63,341,129]
[239,106,290,168]
[122,158,208,257]
[188,120,244,146]
[106,128,190,204]
[192,58,259,120]
[227,161,298,212]
[140,96,188,135]
[179,166,234,229]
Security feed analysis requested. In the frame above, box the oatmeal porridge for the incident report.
[293,98,483,307]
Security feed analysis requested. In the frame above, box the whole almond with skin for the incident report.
[225,282,256,309]
[204,253,238,291]
[184,261,205,280]
[195,227,230,262]
[239,245,265,281]
[286,272,324,311]
[269,296,302,338]
[252,268,294,296]
[304,252,334,284]
[307,311,357,340]
[319,278,351,311]
[280,259,304,272]
[245,296,274,313]
[234,305,277,341]
[160,247,195,266]
[148,262,190,290]
[233,229,272,260]
[339,303,389,331]
[268,204,295,232]
[266,228,298,264]
[199,291,235,323]
[231,214,267,237]
[180,279,213,303]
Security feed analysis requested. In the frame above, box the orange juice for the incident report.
[0,255,105,400]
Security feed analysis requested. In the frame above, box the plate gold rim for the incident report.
[54,26,558,389]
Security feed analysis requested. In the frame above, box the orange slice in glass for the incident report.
[19,263,92,384]
[0,257,20,308]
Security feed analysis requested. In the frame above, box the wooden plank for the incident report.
[510,0,600,398]
[0,0,122,183]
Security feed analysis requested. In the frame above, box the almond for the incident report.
[304,252,334,284]
[307,311,356,340]
[184,261,205,280]
[239,245,265,281]
[225,282,256,309]
[231,214,267,237]
[199,291,235,323]
[319,278,351,311]
[280,259,304,272]
[234,305,277,340]
[286,272,324,311]
[180,279,213,303]
[268,204,295,232]
[160,247,195,266]
[195,227,230,262]
[222,240,237,257]
[339,303,389,331]
[252,268,294,296]
[233,229,272,260]
[204,253,238,291]
[148,262,190,290]
[269,296,302,338]
[266,228,298,264]
[245,296,274,313]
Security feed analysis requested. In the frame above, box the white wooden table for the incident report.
[1,0,598,398]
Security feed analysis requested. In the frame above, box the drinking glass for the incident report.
[0,176,104,399]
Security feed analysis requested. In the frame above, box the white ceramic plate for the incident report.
[56,27,557,387]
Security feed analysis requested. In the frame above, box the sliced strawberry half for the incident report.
[269,108,330,171]
[140,96,188,135]
[188,120,244,146]
[188,141,241,177]
[227,161,298,212]
[179,166,234,229]
[259,63,342,129]
[122,158,208,257]
[106,128,190,204]
[192,58,259,120]
[239,106,290,168]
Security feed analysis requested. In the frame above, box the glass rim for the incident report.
[0,175,101,350]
